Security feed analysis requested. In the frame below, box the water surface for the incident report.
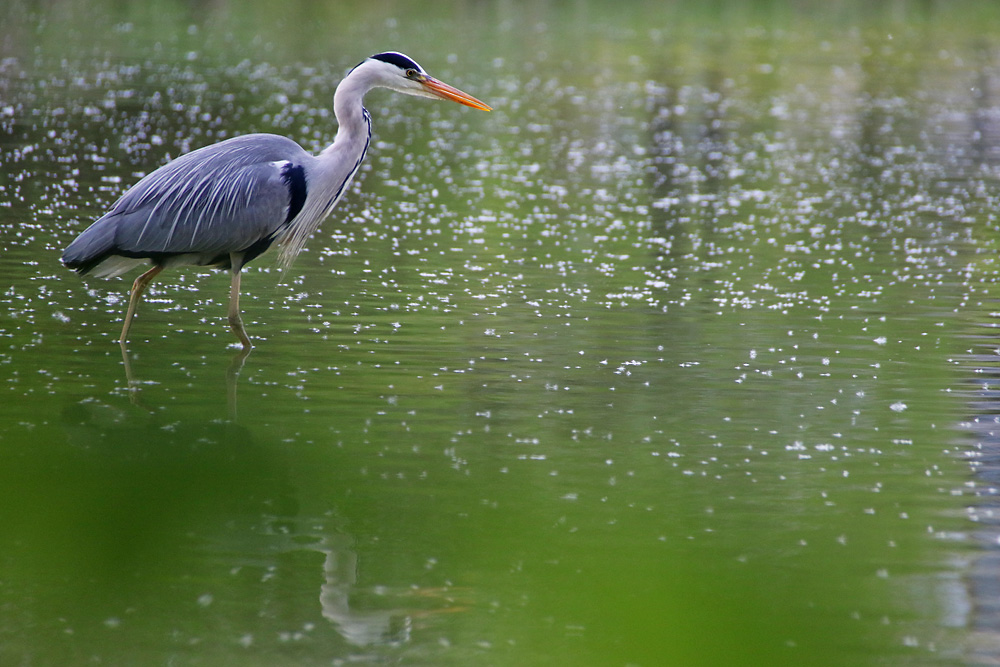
[3,1,1000,664]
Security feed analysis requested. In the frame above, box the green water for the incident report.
[4,0,1000,664]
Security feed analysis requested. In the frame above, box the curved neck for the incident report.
[326,66,377,152]
[278,65,377,268]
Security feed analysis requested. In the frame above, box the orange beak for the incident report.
[420,76,492,111]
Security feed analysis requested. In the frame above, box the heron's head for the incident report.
[355,51,492,111]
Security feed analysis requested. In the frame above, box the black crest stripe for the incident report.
[370,52,421,72]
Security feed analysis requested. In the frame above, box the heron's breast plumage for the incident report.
[276,108,371,267]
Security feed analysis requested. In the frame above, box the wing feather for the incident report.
[63,134,312,275]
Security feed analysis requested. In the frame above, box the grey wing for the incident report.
[63,134,309,275]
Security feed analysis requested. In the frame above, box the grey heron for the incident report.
[62,51,491,349]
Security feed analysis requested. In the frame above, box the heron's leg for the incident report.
[228,259,252,350]
[120,264,163,343]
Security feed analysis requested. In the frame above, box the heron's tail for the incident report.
[62,216,142,278]
[62,218,118,275]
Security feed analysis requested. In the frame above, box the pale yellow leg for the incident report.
[120,265,163,343]
[228,257,252,350]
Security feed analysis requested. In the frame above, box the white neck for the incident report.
[277,58,411,268]
[327,60,398,151]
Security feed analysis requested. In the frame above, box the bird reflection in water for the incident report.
[102,348,469,648]
[118,340,251,419]
[316,533,470,647]
[318,534,414,646]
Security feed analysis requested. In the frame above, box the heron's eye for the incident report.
[405,68,418,78]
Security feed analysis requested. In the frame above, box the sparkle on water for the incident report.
[3,0,1000,664]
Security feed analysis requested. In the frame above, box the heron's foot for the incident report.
[119,339,136,386]
[118,340,150,409]
[228,313,253,350]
